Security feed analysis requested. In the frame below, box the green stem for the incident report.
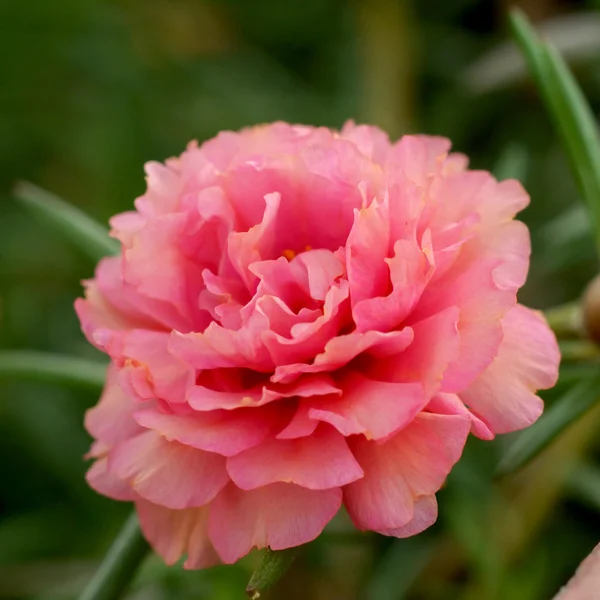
[357,0,417,136]
[246,548,296,599]
[0,351,108,389]
[79,512,150,600]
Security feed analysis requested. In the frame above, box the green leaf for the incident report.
[363,537,434,600]
[14,181,119,261]
[78,512,150,600]
[0,351,108,390]
[497,372,600,476]
[568,462,600,512]
[246,548,296,599]
[509,9,600,253]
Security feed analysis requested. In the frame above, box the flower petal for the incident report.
[110,430,228,509]
[226,425,363,490]
[379,495,438,538]
[344,413,470,532]
[208,483,342,563]
[86,457,135,501]
[133,405,283,457]
[136,499,219,568]
[459,304,559,434]
[84,366,142,446]
[308,372,426,440]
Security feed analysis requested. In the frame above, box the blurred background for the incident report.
[2,0,600,598]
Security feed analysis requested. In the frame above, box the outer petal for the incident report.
[343,413,470,532]
[459,304,560,434]
[136,499,219,568]
[307,372,426,440]
[110,430,228,509]
[133,404,284,457]
[84,366,142,446]
[86,458,135,501]
[208,482,342,563]
[554,543,600,600]
[226,425,363,490]
[367,307,460,395]
[379,495,438,538]
[426,393,493,440]
[107,330,193,404]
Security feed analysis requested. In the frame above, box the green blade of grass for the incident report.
[0,351,108,390]
[497,372,600,476]
[509,9,600,253]
[14,181,119,261]
[78,512,150,600]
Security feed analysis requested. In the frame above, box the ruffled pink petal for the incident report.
[133,405,284,456]
[261,281,351,365]
[426,393,493,440]
[187,372,341,411]
[352,237,434,332]
[276,401,320,439]
[136,499,219,568]
[307,372,426,440]
[367,307,460,395]
[346,196,390,306]
[226,425,363,490]
[98,254,194,334]
[459,304,559,434]
[414,220,530,392]
[228,192,280,290]
[208,482,342,563]
[120,211,207,329]
[289,249,345,302]
[75,260,162,346]
[84,366,142,446]
[110,430,228,509]
[100,330,193,404]
[169,314,274,372]
[272,326,414,384]
[387,135,452,187]
[86,457,135,501]
[254,295,320,338]
[379,495,438,538]
[340,121,391,164]
[343,413,470,532]
[134,160,184,217]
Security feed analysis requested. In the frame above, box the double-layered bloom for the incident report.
[76,122,560,567]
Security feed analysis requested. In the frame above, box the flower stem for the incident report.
[78,512,150,600]
[246,548,296,599]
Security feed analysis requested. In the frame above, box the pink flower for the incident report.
[76,122,560,567]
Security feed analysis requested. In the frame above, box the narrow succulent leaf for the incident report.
[246,548,296,599]
[509,9,600,253]
[0,351,108,390]
[497,372,600,475]
[78,512,150,600]
[14,181,119,261]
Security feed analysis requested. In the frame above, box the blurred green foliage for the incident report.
[2,0,600,598]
